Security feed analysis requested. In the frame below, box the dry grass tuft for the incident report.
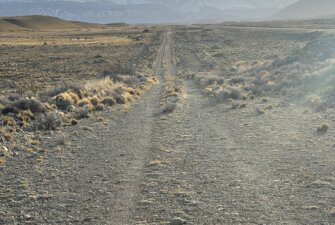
[35,112,62,130]
[95,103,105,111]
[2,132,12,141]
[148,160,162,167]
[214,86,245,102]
[17,110,35,125]
[0,157,6,165]
[116,95,129,105]
[78,99,94,112]
[161,78,184,114]
[54,92,79,110]
[43,102,55,111]
[0,116,16,126]
[83,77,123,97]
[90,96,100,106]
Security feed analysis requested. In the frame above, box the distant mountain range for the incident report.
[273,0,335,20]
[0,0,298,24]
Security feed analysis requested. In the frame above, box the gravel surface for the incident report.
[1,30,334,225]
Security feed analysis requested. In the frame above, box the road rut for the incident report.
[0,30,334,225]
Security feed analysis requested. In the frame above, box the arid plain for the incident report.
[0,16,334,224]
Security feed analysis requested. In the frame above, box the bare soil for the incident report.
[0,27,157,96]
[1,24,335,225]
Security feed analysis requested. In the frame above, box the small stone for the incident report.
[0,146,10,157]
[140,200,153,205]
[24,214,34,221]
[170,217,186,225]
[82,217,91,222]
[37,194,53,200]
[66,105,76,112]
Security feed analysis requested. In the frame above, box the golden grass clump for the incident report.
[127,88,137,96]
[0,116,16,126]
[78,98,92,107]
[17,110,35,125]
[89,96,100,106]
[78,99,94,112]
[163,80,184,99]
[0,157,5,165]
[43,102,56,111]
[54,92,79,110]
[83,77,124,97]
[0,131,12,141]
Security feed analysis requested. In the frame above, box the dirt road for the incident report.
[1,30,334,225]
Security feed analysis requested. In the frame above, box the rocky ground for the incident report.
[0,24,335,225]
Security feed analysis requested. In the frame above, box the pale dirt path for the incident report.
[134,31,335,225]
[1,29,334,225]
[0,32,168,225]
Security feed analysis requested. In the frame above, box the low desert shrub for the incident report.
[115,95,128,104]
[39,83,82,102]
[214,86,244,101]
[7,94,21,102]
[200,77,217,87]
[78,99,93,108]
[35,112,62,130]
[17,110,35,124]
[229,77,245,85]
[95,104,105,111]
[12,98,44,114]
[83,77,123,97]
[101,97,116,106]
[1,106,19,115]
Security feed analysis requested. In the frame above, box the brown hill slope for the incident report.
[0,19,26,32]
[0,15,99,32]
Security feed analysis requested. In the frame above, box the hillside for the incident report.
[0,15,102,32]
[273,0,335,20]
[0,19,26,32]
[0,0,184,24]
[0,0,297,24]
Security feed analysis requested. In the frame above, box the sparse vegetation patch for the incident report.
[0,27,161,165]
